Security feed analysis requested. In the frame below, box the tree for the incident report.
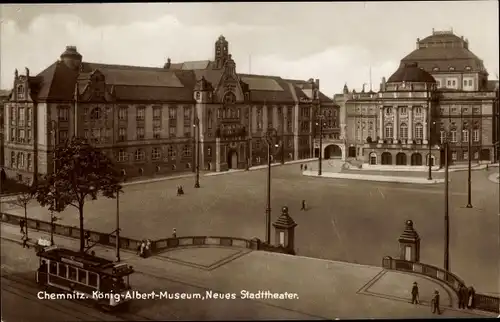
[33,137,122,252]
[12,189,33,240]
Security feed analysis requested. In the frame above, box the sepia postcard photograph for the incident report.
[0,1,499,320]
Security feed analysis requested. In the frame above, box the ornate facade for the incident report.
[338,29,499,168]
[2,36,337,183]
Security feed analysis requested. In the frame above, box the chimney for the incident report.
[381,77,386,92]
[432,28,435,34]
[315,79,319,89]
[14,69,18,78]
[416,38,420,49]
[25,67,29,77]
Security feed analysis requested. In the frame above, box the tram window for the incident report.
[58,264,67,278]
[49,262,57,274]
[78,269,87,284]
[88,273,98,287]
[68,267,77,281]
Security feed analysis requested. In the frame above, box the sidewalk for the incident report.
[303,170,445,184]
[1,222,494,319]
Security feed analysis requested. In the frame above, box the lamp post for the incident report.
[193,117,200,188]
[49,120,58,246]
[115,189,121,262]
[466,124,473,208]
[316,114,326,176]
[428,121,436,180]
[443,134,450,272]
[264,127,278,244]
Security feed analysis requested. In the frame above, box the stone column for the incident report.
[393,106,399,141]
[408,106,413,141]
[215,137,221,172]
[423,108,428,144]
[378,107,384,142]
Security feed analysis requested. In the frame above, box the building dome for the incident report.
[60,46,82,70]
[387,62,436,84]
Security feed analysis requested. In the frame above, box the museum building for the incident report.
[336,29,499,168]
[2,35,338,183]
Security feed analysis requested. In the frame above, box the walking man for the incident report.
[431,290,441,314]
[458,284,467,309]
[300,164,303,171]
[301,199,307,211]
[467,286,475,309]
[411,282,419,304]
[19,219,25,234]
[304,164,308,171]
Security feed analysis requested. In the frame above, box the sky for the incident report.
[0,2,498,95]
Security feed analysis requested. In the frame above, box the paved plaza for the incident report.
[3,161,499,295]
[1,225,495,319]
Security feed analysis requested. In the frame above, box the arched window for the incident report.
[223,92,236,104]
[411,153,422,166]
[399,123,408,139]
[414,123,423,139]
[385,107,392,115]
[385,123,393,139]
[90,107,101,120]
[135,149,145,161]
[396,153,407,165]
[138,168,144,175]
[369,152,377,165]
[11,151,16,168]
[381,152,392,165]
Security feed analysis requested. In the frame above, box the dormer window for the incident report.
[195,92,201,100]
[465,66,472,71]
[449,66,455,71]
[17,85,25,100]
[223,92,236,105]
[432,67,439,71]
[90,107,101,120]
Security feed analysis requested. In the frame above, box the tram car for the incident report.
[35,246,135,311]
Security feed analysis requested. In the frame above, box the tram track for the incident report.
[1,270,154,321]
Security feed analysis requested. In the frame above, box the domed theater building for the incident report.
[337,29,499,168]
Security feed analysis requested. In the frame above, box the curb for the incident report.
[302,172,445,184]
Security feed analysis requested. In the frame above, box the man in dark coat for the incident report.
[431,290,441,314]
[300,164,303,171]
[19,219,25,234]
[458,285,468,309]
[467,286,475,309]
[301,200,307,211]
[411,282,419,304]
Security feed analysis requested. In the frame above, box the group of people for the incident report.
[411,281,476,314]
[458,284,476,309]
[177,186,184,196]
[300,164,308,171]
[137,239,152,258]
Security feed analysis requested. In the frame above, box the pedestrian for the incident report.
[22,234,29,249]
[172,228,177,238]
[467,286,475,309]
[84,231,91,247]
[177,186,181,196]
[431,290,441,315]
[411,282,419,304]
[304,164,308,171]
[139,240,146,258]
[300,164,303,171]
[459,284,468,309]
[19,219,25,234]
[145,239,151,258]
[180,186,184,195]
[301,200,307,211]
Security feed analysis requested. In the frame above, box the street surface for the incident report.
[1,237,493,320]
[3,161,499,295]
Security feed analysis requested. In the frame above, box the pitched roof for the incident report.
[0,89,11,97]
[180,60,212,70]
[387,62,436,84]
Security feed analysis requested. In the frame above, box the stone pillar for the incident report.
[408,106,413,141]
[393,106,399,141]
[272,206,297,255]
[423,108,428,144]
[215,137,221,172]
[378,107,384,143]
[398,220,420,262]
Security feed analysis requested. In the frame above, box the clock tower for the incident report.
[214,35,229,69]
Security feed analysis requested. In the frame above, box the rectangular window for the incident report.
[413,125,422,139]
[169,126,176,137]
[58,263,67,278]
[183,106,191,120]
[463,151,468,160]
[137,127,145,140]
[78,269,87,284]
[153,106,161,120]
[10,128,15,141]
[169,107,177,119]
[136,107,145,120]
[27,108,32,126]
[183,145,192,157]
[59,130,68,144]
[19,107,25,126]
[154,127,161,139]
[58,107,69,121]
[462,130,469,142]
[88,273,98,287]
[27,130,32,143]
[451,151,457,161]
[11,107,16,125]
[468,80,472,86]
[473,129,480,142]
[118,107,127,120]
[68,267,77,280]
[118,128,126,141]
[451,131,457,143]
